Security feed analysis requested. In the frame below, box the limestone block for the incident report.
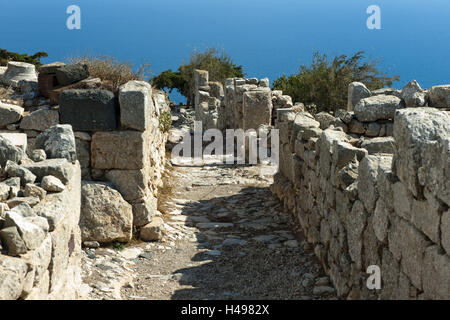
[360,137,395,154]
[393,108,450,201]
[421,246,450,299]
[0,102,24,128]
[119,80,154,131]
[401,80,427,108]
[354,95,404,122]
[60,89,117,131]
[91,131,148,170]
[242,90,273,130]
[0,255,28,300]
[55,63,89,86]
[79,181,133,243]
[20,108,60,132]
[348,82,371,111]
[428,84,450,108]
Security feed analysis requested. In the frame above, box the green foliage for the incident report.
[0,48,48,67]
[159,111,172,133]
[272,51,399,113]
[113,242,125,251]
[151,47,244,105]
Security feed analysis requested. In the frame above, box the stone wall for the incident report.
[194,69,294,131]
[0,126,82,300]
[0,61,171,299]
[271,81,450,299]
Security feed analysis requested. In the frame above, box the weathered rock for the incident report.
[35,124,77,163]
[315,112,336,129]
[443,209,450,255]
[348,82,371,111]
[41,175,66,192]
[401,80,427,108]
[1,61,37,88]
[354,95,404,122]
[242,90,273,130]
[132,196,158,227]
[5,160,36,185]
[75,139,90,179]
[119,81,154,131]
[55,63,89,86]
[0,226,27,256]
[38,62,65,74]
[0,183,10,201]
[422,246,450,299]
[3,210,46,250]
[80,182,133,243]
[393,108,450,201]
[365,122,381,137]
[361,137,395,154]
[0,132,27,152]
[358,154,392,213]
[20,108,59,132]
[348,118,365,134]
[0,102,24,128]
[22,158,73,184]
[59,89,117,131]
[0,254,28,300]
[24,183,47,200]
[31,149,46,162]
[7,197,40,209]
[140,217,164,241]
[91,131,148,170]
[427,85,450,108]
[372,87,402,97]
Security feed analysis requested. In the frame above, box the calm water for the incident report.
[1,0,449,103]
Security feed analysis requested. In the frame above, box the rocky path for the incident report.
[81,150,337,300]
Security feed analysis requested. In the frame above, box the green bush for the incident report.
[273,51,399,113]
[151,48,244,105]
[0,48,48,67]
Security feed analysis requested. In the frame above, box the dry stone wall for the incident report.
[0,61,170,299]
[271,81,450,299]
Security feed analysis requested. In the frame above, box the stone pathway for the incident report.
[81,150,338,300]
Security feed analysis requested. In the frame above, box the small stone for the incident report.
[313,286,336,295]
[284,240,299,248]
[83,241,100,248]
[41,175,66,192]
[24,183,47,200]
[31,149,46,162]
[140,217,165,241]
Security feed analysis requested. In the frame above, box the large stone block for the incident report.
[358,154,392,213]
[0,135,25,166]
[242,90,273,130]
[393,108,450,201]
[421,245,450,299]
[1,61,37,88]
[60,89,117,131]
[428,84,450,108]
[0,102,24,128]
[105,168,149,202]
[401,80,427,108]
[354,95,404,122]
[443,209,450,255]
[119,81,154,131]
[360,137,395,155]
[91,131,148,170]
[388,216,431,290]
[55,63,89,86]
[0,255,28,300]
[35,124,77,163]
[19,108,59,132]
[348,82,371,111]
[79,181,133,243]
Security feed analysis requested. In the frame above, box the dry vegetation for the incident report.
[67,55,152,92]
[0,86,23,106]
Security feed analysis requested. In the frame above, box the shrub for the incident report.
[67,55,151,92]
[158,111,172,133]
[151,47,244,105]
[0,48,48,67]
[272,51,399,113]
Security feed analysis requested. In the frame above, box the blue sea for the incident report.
[1,0,449,103]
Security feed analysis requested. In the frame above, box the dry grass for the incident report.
[67,55,152,92]
[0,86,23,106]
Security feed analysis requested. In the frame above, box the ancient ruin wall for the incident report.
[271,83,450,299]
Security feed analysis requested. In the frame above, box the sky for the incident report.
[1,0,449,103]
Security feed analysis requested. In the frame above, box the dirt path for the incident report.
[82,154,337,300]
